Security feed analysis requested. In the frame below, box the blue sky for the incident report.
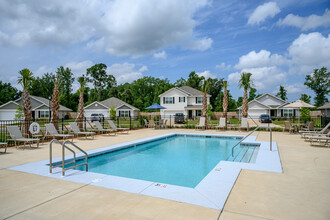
[0,0,329,102]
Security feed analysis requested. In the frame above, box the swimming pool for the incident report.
[10,133,282,210]
[73,134,259,187]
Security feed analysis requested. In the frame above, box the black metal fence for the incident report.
[0,115,329,147]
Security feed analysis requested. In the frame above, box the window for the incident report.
[119,110,130,117]
[39,110,49,118]
[283,109,293,117]
[163,97,175,104]
[196,110,202,117]
[179,97,185,102]
[196,97,203,104]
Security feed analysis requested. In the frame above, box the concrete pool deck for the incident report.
[0,128,329,219]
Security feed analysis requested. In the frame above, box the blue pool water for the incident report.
[74,135,259,188]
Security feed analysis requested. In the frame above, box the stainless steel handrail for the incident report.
[63,140,88,175]
[232,125,260,157]
[49,139,76,174]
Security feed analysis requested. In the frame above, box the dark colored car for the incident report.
[259,114,272,123]
[91,113,104,122]
[174,113,185,124]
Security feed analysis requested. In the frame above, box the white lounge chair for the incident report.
[93,121,115,135]
[143,119,149,128]
[300,122,330,138]
[107,120,129,133]
[215,118,226,130]
[307,136,330,147]
[239,118,249,131]
[69,122,95,139]
[7,126,39,149]
[148,120,155,128]
[196,117,206,130]
[45,123,73,141]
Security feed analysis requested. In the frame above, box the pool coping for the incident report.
[9,133,282,210]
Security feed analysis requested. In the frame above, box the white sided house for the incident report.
[237,93,299,120]
[0,95,72,120]
[84,97,139,118]
[159,86,211,118]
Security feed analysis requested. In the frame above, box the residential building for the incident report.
[318,101,330,117]
[84,97,139,118]
[0,95,72,120]
[237,93,299,119]
[158,86,211,118]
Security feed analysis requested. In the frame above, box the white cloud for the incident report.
[248,2,281,25]
[235,50,287,69]
[153,51,167,59]
[196,70,216,79]
[108,62,147,84]
[215,62,231,70]
[34,66,56,77]
[283,83,306,94]
[277,9,330,31]
[64,60,94,78]
[288,32,330,74]
[228,67,286,90]
[0,0,212,56]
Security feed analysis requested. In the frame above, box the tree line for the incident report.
[0,64,329,112]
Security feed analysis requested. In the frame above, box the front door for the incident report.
[188,110,192,119]
[270,110,275,117]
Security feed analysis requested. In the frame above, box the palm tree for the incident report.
[17,68,33,135]
[51,73,61,129]
[222,81,228,129]
[238,72,253,118]
[202,80,208,129]
[77,76,86,130]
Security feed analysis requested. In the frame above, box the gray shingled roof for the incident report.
[100,97,139,110]
[31,95,72,111]
[178,86,210,96]
[318,101,330,109]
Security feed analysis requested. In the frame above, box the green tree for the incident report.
[86,63,116,101]
[276,85,287,101]
[14,105,24,120]
[30,73,55,99]
[57,66,75,110]
[0,81,20,105]
[300,94,311,104]
[236,97,243,107]
[248,87,261,101]
[174,77,187,87]
[239,72,253,118]
[109,106,116,119]
[186,71,205,90]
[304,67,330,106]
[206,78,223,109]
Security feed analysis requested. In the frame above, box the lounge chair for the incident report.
[7,126,39,149]
[239,118,249,131]
[0,142,8,153]
[300,121,314,132]
[143,119,149,128]
[93,121,115,135]
[196,117,206,130]
[299,122,330,138]
[148,120,155,128]
[304,131,330,141]
[307,136,330,147]
[69,122,95,139]
[284,121,295,133]
[215,118,226,130]
[45,123,74,141]
[107,120,129,133]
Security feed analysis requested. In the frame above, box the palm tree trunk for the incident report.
[22,89,32,136]
[78,89,84,130]
[223,88,228,129]
[203,90,208,129]
[51,84,60,130]
[242,88,248,118]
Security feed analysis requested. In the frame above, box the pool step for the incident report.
[226,145,258,163]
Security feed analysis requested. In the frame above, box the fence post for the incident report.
[170,115,171,128]
[62,118,64,132]
[117,116,119,128]
[130,116,132,130]
[84,117,86,131]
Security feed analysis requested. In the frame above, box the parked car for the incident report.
[259,114,272,123]
[174,113,185,124]
[91,113,104,122]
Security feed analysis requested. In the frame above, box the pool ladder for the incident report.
[232,115,273,157]
[49,139,88,176]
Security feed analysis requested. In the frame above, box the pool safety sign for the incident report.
[29,122,40,135]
